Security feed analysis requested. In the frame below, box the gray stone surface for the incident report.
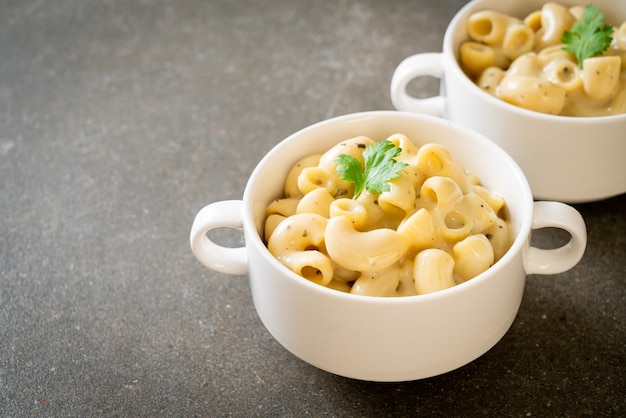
[0,0,624,416]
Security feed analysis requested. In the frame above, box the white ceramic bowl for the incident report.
[391,0,626,202]
[190,111,586,381]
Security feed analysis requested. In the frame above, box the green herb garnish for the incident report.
[335,140,408,199]
[562,4,614,69]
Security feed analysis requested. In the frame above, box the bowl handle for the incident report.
[390,52,445,116]
[525,201,587,275]
[190,200,248,275]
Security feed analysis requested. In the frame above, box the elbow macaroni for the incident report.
[264,134,513,297]
[459,2,626,116]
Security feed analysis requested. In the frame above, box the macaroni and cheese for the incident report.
[263,134,513,297]
[459,2,626,116]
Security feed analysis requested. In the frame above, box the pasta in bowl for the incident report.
[190,111,587,381]
[390,0,626,202]
[264,134,513,297]
[459,2,626,116]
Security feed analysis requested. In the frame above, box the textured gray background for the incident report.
[1,0,624,416]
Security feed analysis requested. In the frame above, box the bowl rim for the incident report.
[241,110,534,304]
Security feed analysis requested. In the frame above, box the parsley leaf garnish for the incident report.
[562,4,614,69]
[335,140,408,199]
